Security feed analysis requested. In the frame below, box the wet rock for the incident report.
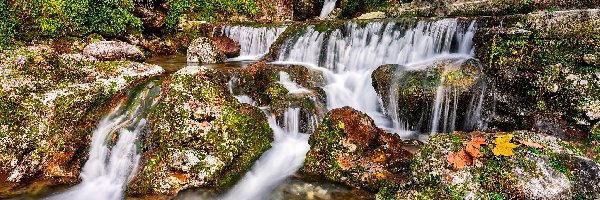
[210,36,241,58]
[126,65,274,195]
[475,11,600,131]
[303,107,413,191]
[371,58,485,132]
[292,0,323,20]
[0,45,163,197]
[186,37,227,64]
[400,130,600,199]
[82,41,145,61]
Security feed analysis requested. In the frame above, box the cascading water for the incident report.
[47,83,161,200]
[220,26,287,61]
[274,19,477,136]
[221,108,310,200]
[223,72,317,200]
[319,0,338,18]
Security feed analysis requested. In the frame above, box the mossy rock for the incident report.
[400,130,600,199]
[303,106,413,193]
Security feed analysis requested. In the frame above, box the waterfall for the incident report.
[221,108,310,200]
[46,83,161,200]
[319,0,338,18]
[274,19,477,136]
[220,26,287,61]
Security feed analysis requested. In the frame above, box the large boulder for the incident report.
[371,58,486,133]
[399,130,600,199]
[303,106,414,191]
[126,65,275,195]
[0,45,163,197]
[82,41,145,61]
[211,36,241,58]
[187,37,227,64]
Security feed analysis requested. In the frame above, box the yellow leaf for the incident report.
[375,172,386,179]
[493,142,519,156]
[492,134,519,156]
[373,154,386,162]
[338,122,345,129]
[493,134,514,145]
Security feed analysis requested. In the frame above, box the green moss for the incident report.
[339,0,389,18]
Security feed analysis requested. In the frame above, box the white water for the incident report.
[47,83,159,200]
[221,108,310,200]
[220,26,287,61]
[276,19,477,136]
[319,0,338,18]
[278,71,311,94]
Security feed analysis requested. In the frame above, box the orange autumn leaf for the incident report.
[519,140,543,149]
[465,137,487,162]
[447,150,472,169]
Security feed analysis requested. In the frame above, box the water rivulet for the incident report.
[47,82,161,200]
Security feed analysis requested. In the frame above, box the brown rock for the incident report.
[211,36,241,58]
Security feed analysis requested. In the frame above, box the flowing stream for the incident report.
[223,73,316,200]
[46,82,161,200]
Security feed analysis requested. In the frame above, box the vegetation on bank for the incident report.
[0,0,271,49]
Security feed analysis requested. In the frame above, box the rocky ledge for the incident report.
[0,44,163,197]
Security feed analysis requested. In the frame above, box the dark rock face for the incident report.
[134,6,166,29]
[292,0,324,20]
[83,41,145,61]
[210,36,241,58]
[186,37,227,64]
[474,10,600,133]
[303,107,413,191]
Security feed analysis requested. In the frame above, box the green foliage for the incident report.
[0,0,18,48]
[165,0,260,30]
[339,0,389,18]
[3,0,141,41]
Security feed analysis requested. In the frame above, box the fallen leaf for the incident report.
[375,172,386,179]
[447,150,472,169]
[466,137,487,162]
[493,142,519,156]
[519,140,543,149]
[338,122,345,129]
[373,154,386,162]
[492,134,519,156]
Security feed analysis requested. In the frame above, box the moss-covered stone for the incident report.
[303,106,414,194]
[0,45,164,198]
[371,58,485,132]
[474,10,600,133]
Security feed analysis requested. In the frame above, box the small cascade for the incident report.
[319,0,338,18]
[228,76,256,105]
[275,19,477,136]
[463,79,489,131]
[221,108,310,200]
[220,26,287,60]
[47,83,161,200]
[278,71,311,94]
